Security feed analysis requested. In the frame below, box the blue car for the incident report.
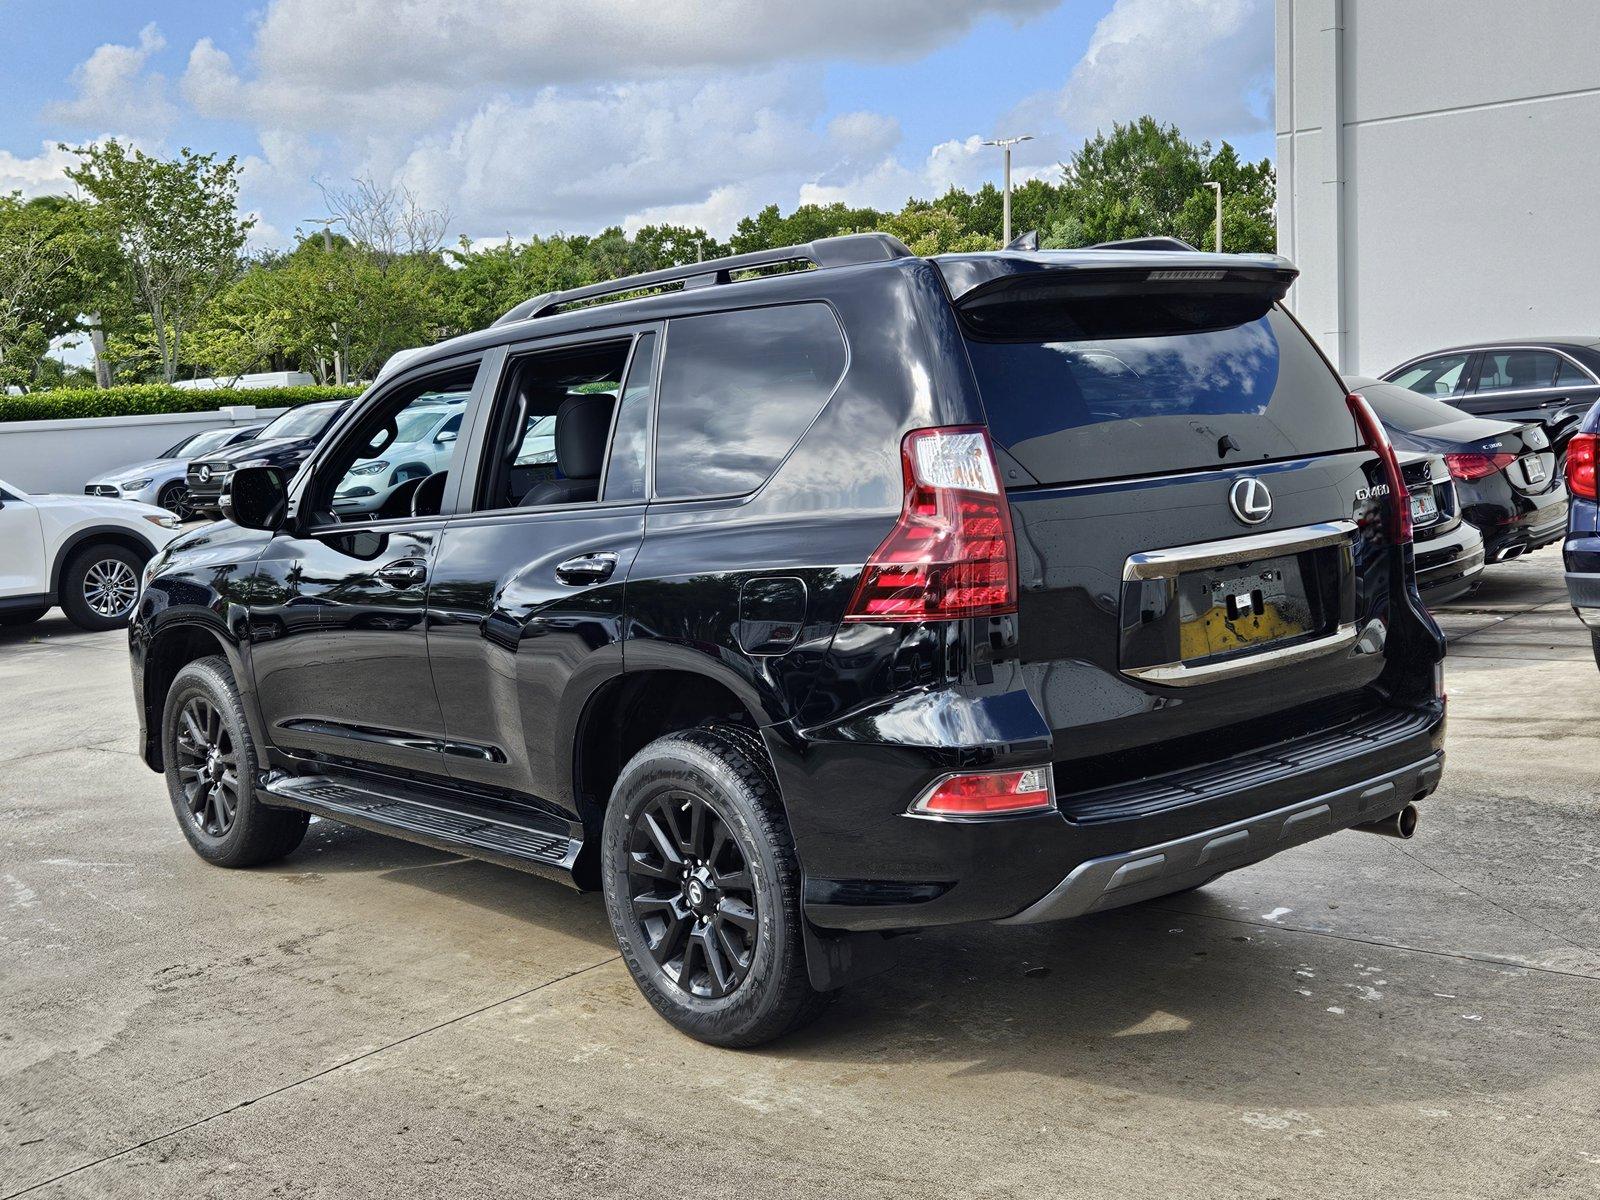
[1564,400,1600,665]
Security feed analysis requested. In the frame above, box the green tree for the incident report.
[1061,117,1275,253]
[64,140,254,383]
[0,193,97,388]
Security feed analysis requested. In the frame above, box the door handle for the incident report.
[554,552,618,585]
[377,558,428,588]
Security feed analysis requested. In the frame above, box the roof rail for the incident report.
[491,232,914,327]
[1091,236,1199,252]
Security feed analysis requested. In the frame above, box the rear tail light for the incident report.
[1347,393,1412,544]
[1443,452,1517,481]
[1566,432,1598,500]
[910,767,1054,817]
[845,426,1018,621]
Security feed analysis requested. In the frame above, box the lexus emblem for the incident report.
[197,465,212,482]
[1229,477,1272,525]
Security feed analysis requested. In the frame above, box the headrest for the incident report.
[554,392,615,480]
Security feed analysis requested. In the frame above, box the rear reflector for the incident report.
[910,767,1054,817]
[845,426,1019,621]
[1347,393,1412,544]
[1443,452,1517,481]
[1567,432,1598,500]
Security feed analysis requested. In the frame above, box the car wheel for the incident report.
[0,605,48,627]
[602,725,832,1048]
[162,656,308,867]
[157,480,195,522]
[59,543,143,631]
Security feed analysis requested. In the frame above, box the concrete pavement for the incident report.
[2,552,1598,1199]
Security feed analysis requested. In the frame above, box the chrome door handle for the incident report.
[554,552,618,585]
[377,558,428,587]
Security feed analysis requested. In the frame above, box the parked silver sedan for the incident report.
[82,423,266,520]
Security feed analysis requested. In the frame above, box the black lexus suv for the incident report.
[130,234,1447,1047]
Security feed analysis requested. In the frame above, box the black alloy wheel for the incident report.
[159,480,196,522]
[161,656,308,867]
[627,788,760,999]
[172,694,240,839]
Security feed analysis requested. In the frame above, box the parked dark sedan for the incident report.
[1382,338,1600,475]
[1562,402,1600,666]
[186,400,352,519]
[1398,449,1485,605]
[1349,377,1568,563]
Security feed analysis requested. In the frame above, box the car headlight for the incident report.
[348,460,389,476]
[142,513,181,529]
[121,478,153,491]
[235,459,270,470]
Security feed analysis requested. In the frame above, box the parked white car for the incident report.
[0,477,180,631]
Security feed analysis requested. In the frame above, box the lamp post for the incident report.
[1203,181,1223,252]
[982,134,1034,246]
[303,217,345,384]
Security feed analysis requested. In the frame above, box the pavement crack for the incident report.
[1,952,621,1199]
[1146,904,1600,983]
[1381,838,1598,955]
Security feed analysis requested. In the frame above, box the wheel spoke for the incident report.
[713,865,752,893]
[686,797,706,859]
[715,896,757,932]
[640,810,684,872]
[713,918,746,968]
[696,924,732,996]
[677,927,703,988]
[628,850,677,881]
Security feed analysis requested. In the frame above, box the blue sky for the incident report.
[0,0,1274,248]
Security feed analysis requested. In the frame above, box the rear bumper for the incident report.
[999,753,1442,923]
[1481,493,1569,559]
[1415,523,1484,604]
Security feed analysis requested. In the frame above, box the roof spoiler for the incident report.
[491,233,913,327]
[1091,236,1199,252]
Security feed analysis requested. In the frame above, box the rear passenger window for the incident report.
[602,332,656,502]
[654,304,847,499]
[1475,350,1557,393]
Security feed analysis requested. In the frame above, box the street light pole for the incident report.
[982,134,1034,246]
[1203,181,1223,252]
[303,217,344,385]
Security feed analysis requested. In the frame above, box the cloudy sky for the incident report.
[0,0,1274,248]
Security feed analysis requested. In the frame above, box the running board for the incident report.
[261,773,582,882]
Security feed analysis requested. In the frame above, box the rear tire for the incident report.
[601,725,832,1048]
[161,656,308,867]
[59,543,143,631]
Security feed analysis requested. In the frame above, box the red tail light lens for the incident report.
[1443,452,1517,482]
[1347,393,1412,544]
[845,426,1018,621]
[1566,432,1598,500]
[911,767,1054,817]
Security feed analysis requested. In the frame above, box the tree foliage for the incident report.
[20,117,1276,392]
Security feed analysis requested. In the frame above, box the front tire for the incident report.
[162,656,308,867]
[157,480,194,522]
[601,726,831,1048]
[59,543,143,631]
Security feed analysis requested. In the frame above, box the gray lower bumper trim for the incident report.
[998,754,1444,925]
[1566,572,1600,617]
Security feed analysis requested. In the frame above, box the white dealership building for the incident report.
[1274,0,1600,374]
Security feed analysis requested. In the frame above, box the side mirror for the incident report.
[435,428,458,444]
[222,465,288,531]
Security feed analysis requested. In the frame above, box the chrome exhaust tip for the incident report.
[1357,803,1419,840]
[1494,544,1525,562]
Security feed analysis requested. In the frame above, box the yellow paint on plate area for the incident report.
[1180,602,1306,661]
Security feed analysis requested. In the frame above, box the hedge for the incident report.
[0,383,365,424]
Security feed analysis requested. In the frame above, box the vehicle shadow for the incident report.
[260,822,1583,1113]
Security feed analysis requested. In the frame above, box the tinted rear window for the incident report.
[1358,381,1472,433]
[655,303,846,499]
[963,300,1358,486]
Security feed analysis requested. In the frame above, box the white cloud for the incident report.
[1042,0,1272,142]
[45,23,175,134]
[0,142,80,198]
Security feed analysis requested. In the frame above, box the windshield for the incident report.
[1357,381,1474,433]
[260,402,341,441]
[164,427,241,459]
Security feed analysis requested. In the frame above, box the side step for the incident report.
[261,773,582,882]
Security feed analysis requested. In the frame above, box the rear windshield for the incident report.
[1357,381,1472,433]
[962,296,1358,486]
